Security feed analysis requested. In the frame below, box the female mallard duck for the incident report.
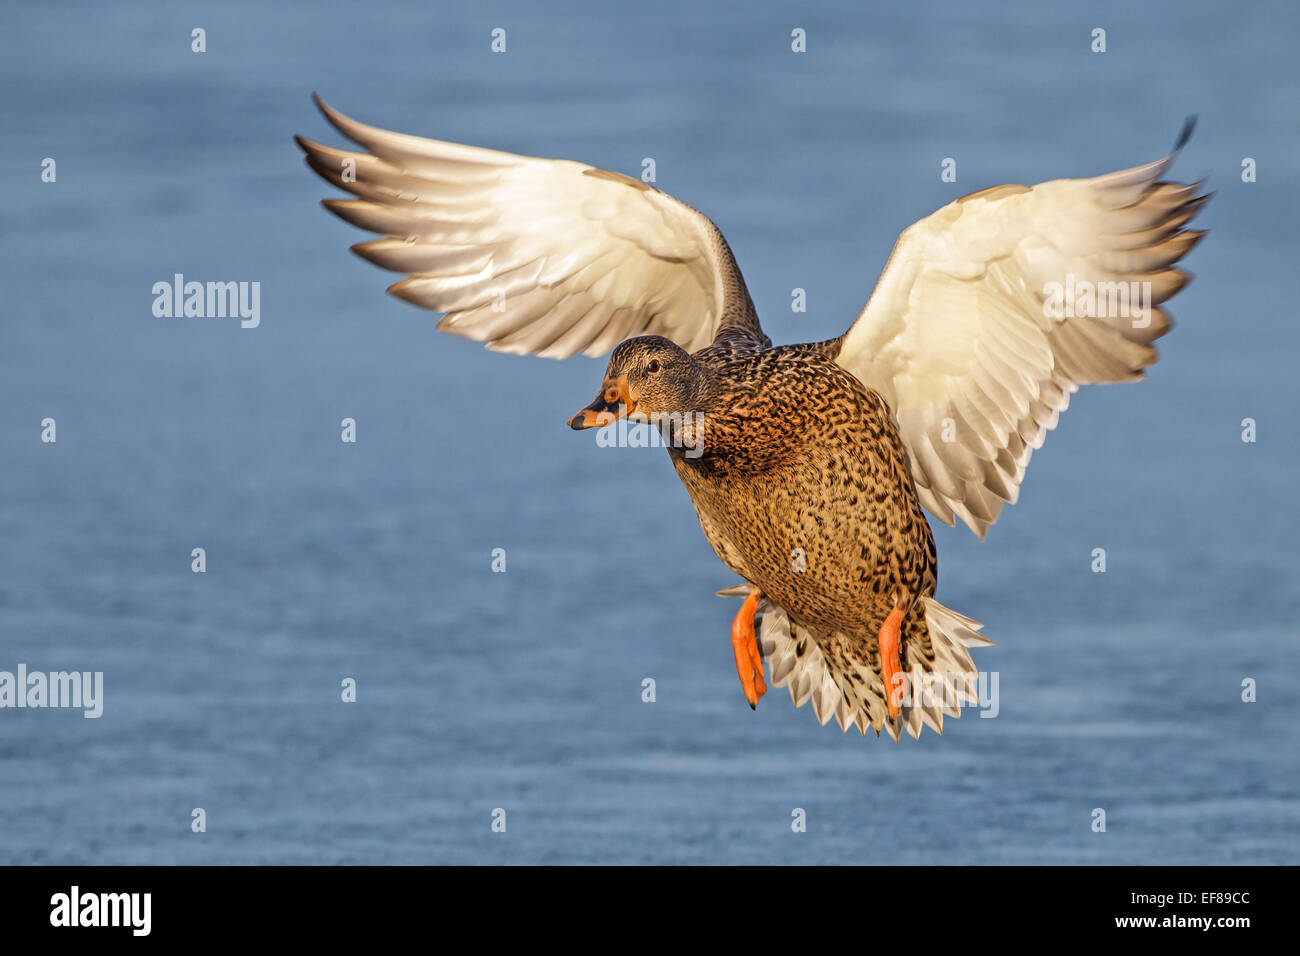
[297,97,1206,740]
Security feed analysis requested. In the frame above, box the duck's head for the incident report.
[568,335,706,430]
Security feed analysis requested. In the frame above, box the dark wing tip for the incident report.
[1174,115,1197,153]
[307,92,364,147]
[310,92,342,132]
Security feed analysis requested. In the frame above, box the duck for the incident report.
[296,96,1207,740]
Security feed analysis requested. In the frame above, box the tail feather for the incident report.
[756,604,847,728]
[720,585,991,741]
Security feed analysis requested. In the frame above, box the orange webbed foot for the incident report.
[879,604,907,720]
[730,587,767,709]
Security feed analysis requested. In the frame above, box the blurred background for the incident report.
[1,0,1296,863]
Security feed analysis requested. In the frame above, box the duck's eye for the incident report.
[646,359,661,374]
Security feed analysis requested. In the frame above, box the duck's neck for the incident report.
[675,350,806,475]
[689,358,722,414]
[669,360,778,472]
[654,360,720,465]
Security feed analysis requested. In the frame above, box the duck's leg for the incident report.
[879,603,907,719]
[730,587,767,709]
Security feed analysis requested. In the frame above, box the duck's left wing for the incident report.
[834,121,1208,538]
[296,95,764,358]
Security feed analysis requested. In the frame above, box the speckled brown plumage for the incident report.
[674,333,939,728]
[583,323,948,736]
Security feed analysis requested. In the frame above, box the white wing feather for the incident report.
[836,122,1208,537]
[297,95,757,359]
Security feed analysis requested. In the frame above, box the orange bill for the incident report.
[568,375,635,430]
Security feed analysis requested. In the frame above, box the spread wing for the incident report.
[835,120,1208,538]
[295,95,764,358]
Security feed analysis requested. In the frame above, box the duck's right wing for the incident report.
[296,95,765,359]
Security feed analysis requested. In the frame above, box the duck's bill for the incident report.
[567,376,636,430]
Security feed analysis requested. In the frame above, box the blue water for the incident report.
[1,0,1297,864]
